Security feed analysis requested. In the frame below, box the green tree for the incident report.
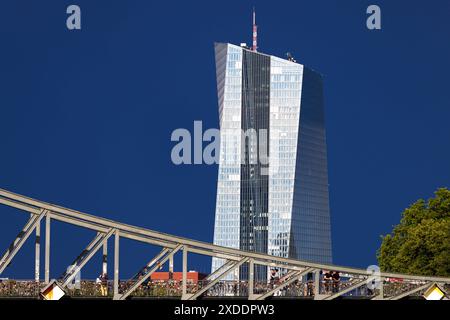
[377,188,450,277]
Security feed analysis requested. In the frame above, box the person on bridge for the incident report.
[270,268,280,287]
[332,271,340,293]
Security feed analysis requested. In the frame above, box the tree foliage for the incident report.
[377,188,450,277]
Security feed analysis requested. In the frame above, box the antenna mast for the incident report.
[252,8,258,51]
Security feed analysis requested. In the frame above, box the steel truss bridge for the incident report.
[0,188,449,300]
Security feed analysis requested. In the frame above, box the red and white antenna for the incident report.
[252,7,258,51]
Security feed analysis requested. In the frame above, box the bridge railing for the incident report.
[0,278,446,299]
[0,280,44,298]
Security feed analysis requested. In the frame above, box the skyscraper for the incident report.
[212,26,332,281]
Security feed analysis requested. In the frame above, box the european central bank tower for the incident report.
[212,37,332,281]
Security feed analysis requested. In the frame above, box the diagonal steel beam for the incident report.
[322,278,367,300]
[0,215,35,265]
[388,282,432,300]
[256,268,314,300]
[0,209,46,275]
[205,259,236,282]
[182,259,235,299]
[118,244,183,300]
[61,228,115,288]
[188,257,250,300]
[130,248,171,281]
[63,232,104,277]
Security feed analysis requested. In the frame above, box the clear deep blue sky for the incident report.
[1,0,449,279]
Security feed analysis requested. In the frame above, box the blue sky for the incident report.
[1,0,449,279]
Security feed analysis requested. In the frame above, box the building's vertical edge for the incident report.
[290,67,333,264]
[267,57,303,272]
[212,44,243,280]
[215,43,228,127]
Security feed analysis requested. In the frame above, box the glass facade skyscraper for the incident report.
[212,43,332,281]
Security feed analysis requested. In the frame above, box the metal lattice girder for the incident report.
[188,257,250,300]
[0,209,46,275]
[118,244,183,300]
[256,268,314,300]
[388,282,432,300]
[60,228,115,288]
[322,278,367,300]
[1,188,450,288]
